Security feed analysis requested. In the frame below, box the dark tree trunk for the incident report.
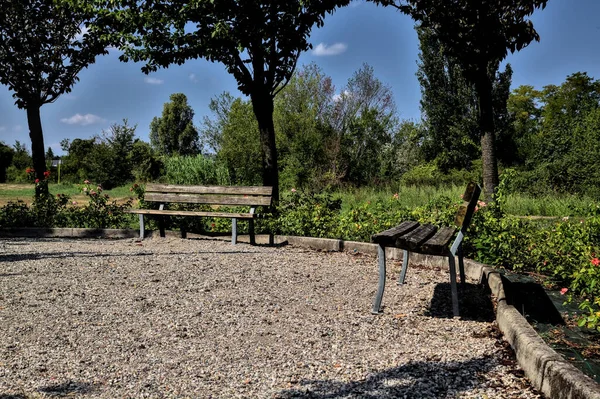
[26,104,48,197]
[476,73,499,202]
[250,90,279,204]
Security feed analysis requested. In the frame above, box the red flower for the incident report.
[592,258,600,266]
[26,168,33,174]
[35,178,40,183]
[560,288,568,295]
[43,171,50,178]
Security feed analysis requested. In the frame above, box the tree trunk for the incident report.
[26,104,48,197]
[476,73,499,202]
[250,90,279,204]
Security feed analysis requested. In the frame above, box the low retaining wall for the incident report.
[1,228,600,398]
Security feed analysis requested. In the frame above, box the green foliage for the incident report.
[164,155,230,186]
[400,162,480,188]
[0,201,35,227]
[58,121,147,188]
[274,190,343,239]
[274,63,336,190]
[0,142,14,183]
[507,73,600,197]
[149,93,200,156]
[217,98,262,185]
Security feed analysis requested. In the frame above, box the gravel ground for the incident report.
[0,237,543,398]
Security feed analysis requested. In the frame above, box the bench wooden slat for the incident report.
[145,193,272,206]
[371,221,419,246]
[396,224,437,251]
[146,184,273,196]
[124,209,256,219]
[420,226,456,255]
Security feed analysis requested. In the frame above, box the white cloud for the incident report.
[312,42,348,56]
[60,113,105,126]
[144,77,164,85]
[333,90,351,102]
[189,73,199,83]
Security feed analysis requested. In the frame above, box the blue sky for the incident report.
[1,0,599,155]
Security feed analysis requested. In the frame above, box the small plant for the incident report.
[68,180,134,228]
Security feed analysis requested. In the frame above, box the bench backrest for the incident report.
[144,184,273,207]
[454,182,482,233]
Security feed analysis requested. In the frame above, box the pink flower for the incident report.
[560,288,568,295]
[90,190,96,196]
[291,188,297,193]
[84,180,90,184]
[72,201,77,205]
[592,258,600,267]
[35,178,40,183]
[83,187,88,192]
[393,193,399,199]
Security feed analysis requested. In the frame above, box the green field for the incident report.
[0,183,135,206]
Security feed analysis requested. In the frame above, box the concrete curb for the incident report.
[2,228,600,398]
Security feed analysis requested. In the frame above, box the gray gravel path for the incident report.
[0,237,542,398]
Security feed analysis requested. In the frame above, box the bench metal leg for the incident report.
[372,244,386,314]
[448,254,460,317]
[249,219,255,245]
[159,218,166,238]
[231,218,237,245]
[158,204,165,238]
[399,250,410,285]
[457,246,466,287]
[138,214,145,239]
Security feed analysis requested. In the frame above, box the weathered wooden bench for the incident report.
[371,182,482,317]
[125,184,273,245]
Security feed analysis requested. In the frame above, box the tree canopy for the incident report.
[149,93,200,157]
[0,0,111,193]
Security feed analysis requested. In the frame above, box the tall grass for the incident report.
[335,184,465,212]
[163,155,231,186]
[333,184,598,217]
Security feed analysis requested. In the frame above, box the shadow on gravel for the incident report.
[0,394,27,399]
[275,357,498,398]
[37,380,96,396]
[0,250,263,263]
[425,282,495,322]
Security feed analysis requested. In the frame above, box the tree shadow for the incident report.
[425,282,496,322]
[0,394,27,399]
[0,249,264,263]
[275,357,496,398]
[37,380,96,396]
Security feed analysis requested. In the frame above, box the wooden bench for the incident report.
[371,182,482,317]
[125,184,273,245]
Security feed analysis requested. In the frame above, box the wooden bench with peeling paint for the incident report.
[125,184,273,245]
[371,182,482,317]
